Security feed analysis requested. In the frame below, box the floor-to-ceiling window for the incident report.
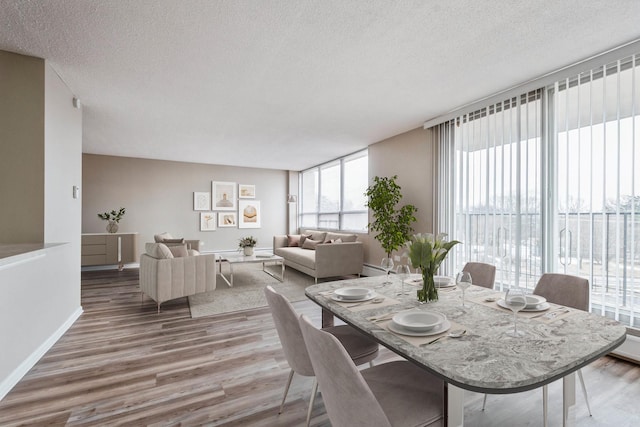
[553,54,640,326]
[441,90,543,291]
[435,51,640,327]
[299,149,368,232]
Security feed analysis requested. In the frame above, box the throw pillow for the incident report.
[145,243,174,259]
[287,234,302,247]
[331,238,343,244]
[154,232,172,243]
[163,238,186,245]
[299,234,312,246]
[168,244,189,258]
[302,238,320,250]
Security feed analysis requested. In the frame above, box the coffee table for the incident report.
[217,252,285,287]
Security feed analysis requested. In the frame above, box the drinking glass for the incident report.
[504,287,527,337]
[396,264,411,297]
[381,257,394,284]
[456,271,472,308]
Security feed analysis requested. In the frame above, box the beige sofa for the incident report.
[139,242,217,312]
[273,230,363,282]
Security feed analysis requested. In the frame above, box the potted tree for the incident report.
[365,175,417,277]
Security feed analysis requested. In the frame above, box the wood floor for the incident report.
[1,269,640,426]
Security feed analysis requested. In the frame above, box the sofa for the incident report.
[139,242,217,312]
[273,230,363,282]
[154,232,202,251]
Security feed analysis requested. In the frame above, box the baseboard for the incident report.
[0,306,83,401]
[81,263,139,272]
[611,334,640,364]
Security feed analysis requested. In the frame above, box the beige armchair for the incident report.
[139,242,217,312]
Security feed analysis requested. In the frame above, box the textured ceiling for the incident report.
[1,1,640,171]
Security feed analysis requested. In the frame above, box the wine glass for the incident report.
[456,271,472,308]
[381,257,394,284]
[504,287,527,337]
[396,264,411,297]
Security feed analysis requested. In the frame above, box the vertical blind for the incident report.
[553,54,640,326]
[435,52,640,327]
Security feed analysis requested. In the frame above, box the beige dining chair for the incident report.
[462,262,496,289]
[264,286,379,426]
[482,273,592,427]
[298,313,444,427]
[534,273,592,425]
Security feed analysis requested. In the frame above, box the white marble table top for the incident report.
[306,274,627,394]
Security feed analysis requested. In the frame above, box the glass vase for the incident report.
[417,270,438,302]
[106,220,118,233]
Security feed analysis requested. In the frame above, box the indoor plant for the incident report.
[406,233,460,302]
[238,236,257,256]
[365,175,417,277]
[97,207,126,233]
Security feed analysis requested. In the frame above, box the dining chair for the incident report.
[263,286,379,426]
[298,313,444,427]
[482,273,592,426]
[462,262,496,289]
[533,273,592,425]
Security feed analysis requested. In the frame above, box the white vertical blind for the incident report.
[437,90,543,291]
[553,54,640,326]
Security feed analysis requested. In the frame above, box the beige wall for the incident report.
[82,154,289,252]
[0,51,45,243]
[365,126,435,266]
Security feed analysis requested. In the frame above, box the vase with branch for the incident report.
[97,207,126,233]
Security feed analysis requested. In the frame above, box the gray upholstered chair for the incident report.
[482,273,592,426]
[264,286,379,426]
[462,262,496,289]
[298,314,444,427]
[534,273,592,424]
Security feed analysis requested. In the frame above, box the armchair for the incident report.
[139,242,217,312]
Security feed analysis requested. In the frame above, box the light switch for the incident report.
[73,185,80,199]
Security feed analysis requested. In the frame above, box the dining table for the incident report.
[305,274,627,427]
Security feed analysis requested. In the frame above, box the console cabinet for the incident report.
[81,232,138,269]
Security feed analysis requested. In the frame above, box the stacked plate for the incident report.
[331,287,375,302]
[407,276,456,288]
[497,294,550,312]
[434,276,455,288]
[387,310,451,336]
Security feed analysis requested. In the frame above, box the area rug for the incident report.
[188,263,315,318]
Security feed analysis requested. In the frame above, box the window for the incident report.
[300,150,368,231]
[434,51,640,328]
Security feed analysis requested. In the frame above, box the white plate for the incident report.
[392,311,446,332]
[333,287,371,300]
[496,299,550,312]
[525,294,547,308]
[331,291,375,303]
[388,318,452,337]
[408,276,456,288]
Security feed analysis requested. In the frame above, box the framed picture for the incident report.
[218,212,237,228]
[212,181,237,211]
[193,192,210,211]
[200,212,217,231]
[238,200,261,228]
[238,184,256,199]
